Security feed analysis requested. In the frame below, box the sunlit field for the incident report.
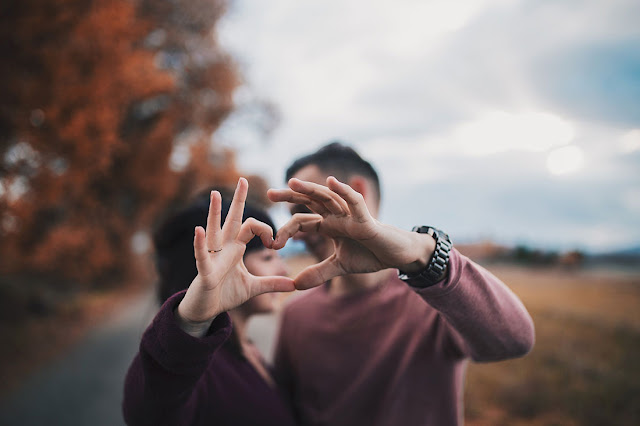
[464,266,640,426]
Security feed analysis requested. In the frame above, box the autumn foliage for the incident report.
[0,0,241,291]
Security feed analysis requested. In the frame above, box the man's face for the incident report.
[289,165,334,261]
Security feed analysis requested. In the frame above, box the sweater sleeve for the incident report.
[122,290,232,426]
[412,248,535,362]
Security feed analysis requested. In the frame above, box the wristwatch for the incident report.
[398,226,452,288]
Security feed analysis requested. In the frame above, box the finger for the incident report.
[223,178,248,240]
[294,256,343,290]
[290,203,313,215]
[267,188,311,204]
[253,275,296,295]
[206,190,223,251]
[288,178,349,216]
[237,218,274,248]
[194,226,214,276]
[273,213,323,249]
[326,176,370,221]
[267,188,329,216]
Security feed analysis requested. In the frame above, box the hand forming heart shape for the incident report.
[268,176,435,290]
[176,176,435,332]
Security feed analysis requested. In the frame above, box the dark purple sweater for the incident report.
[122,291,297,426]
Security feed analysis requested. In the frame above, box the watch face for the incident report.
[434,229,451,243]
[412,226,451,244]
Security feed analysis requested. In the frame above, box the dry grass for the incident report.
[465,265,640,426]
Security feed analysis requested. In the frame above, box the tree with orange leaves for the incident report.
[0,0,240,292]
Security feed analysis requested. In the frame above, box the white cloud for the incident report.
[451,111,575,156]
[217,0,640,251]
[620,129,640,153]
[546,145,585,176]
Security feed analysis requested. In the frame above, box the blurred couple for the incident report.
[123,142,535,426]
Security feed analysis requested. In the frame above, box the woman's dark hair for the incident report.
[153,190,276,304]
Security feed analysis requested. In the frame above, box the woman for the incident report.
[123,178,297,426]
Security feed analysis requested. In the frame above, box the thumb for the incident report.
[294,256,343,290]
[254,276,296,295]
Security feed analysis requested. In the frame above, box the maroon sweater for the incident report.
[122,292,297,426]
[274,248,535,426]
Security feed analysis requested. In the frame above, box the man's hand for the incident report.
[176,178,295,335]
[267,176,435,289]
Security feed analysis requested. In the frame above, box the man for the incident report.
[267,142,535,426]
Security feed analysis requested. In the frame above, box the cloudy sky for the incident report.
[214,0,640,253]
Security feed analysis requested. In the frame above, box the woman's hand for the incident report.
[176,178,295,336]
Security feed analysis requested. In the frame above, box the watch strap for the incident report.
[398,226,452,288]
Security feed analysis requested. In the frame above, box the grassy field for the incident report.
[464,265,640,426]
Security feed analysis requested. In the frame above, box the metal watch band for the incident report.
[398,226,452,288]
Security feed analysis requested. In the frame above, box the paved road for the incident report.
[0,290,280,426]
[0,291,158,426]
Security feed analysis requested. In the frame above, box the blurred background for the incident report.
[0,0,638,425]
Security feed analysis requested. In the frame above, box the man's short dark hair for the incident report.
[286,141,381,200]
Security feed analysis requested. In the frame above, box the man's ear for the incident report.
[347,176,379,217]
[348,176,368,198]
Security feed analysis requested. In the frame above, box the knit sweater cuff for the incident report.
[140,290,232,374]
[410,248,464,299]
